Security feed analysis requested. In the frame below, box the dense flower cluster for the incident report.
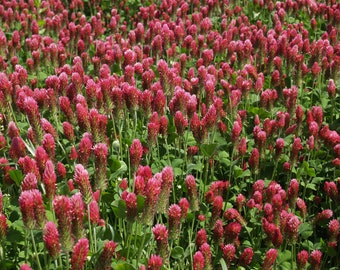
[0,0,339,269]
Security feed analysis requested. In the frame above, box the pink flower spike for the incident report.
[179,198,189,220]
[196,228,207,249]
[148,254,162,270]
[93,143,108,191]
[200,243,212,269]
[130,139,143,173]
[96,241,117,269]
[123,192,137,222]
[42,133,55,161]
[74,164,93,204]
[238,247,254,267]
[53,195,73,252]
[0,213,8,240]
[174,111,188,136]
[62,122,75,142]
[9,137,27,161]
[71,193,85,241]
[20,264,33,270]
[309,250,322,270]
[168,204,181,240]
[88,200,100,225]
[43,160,56,201]
[185,175,199,212]
[21,172,38,191]
[157,166,174,214]
[297,250,309,270]
[19,189,46,229]
[313,209,333,225]
[193,251,205,270]
[262,249,278,270]
[152,224,169,263]
[43,221,60,258]
[0,191,2,213]
[70,238,89,270]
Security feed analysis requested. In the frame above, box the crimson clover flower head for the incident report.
[239,247,254,267]
[297,250,309,268]
[231,121,242,143]
[89,200,100,225]
[174,110,188,136]
[43,221,60,258]
[179,198,189,219]
[9,136,27,161]
[225,221,242,242]
[130,139,143,171]
[248,148,259,172]
[7,121,20,139]
[262,249,278,270]
[159,116,168,137]
[309,250,322,268]
[200,242,212,261]
[93,143,108,161]
[193,251,204,270]
[148,254,162,270]
[145,176,162,200]
[196,228,207,248]
[35,145,49,173]
[161,166,174,185]
[152,224,168,241]
[20,264,33,270]
[71,192,85,221]
[43,159,57,200]
[0,213,8,240]
[21,189,46,229]
[327,79,336,97]
[70,238,89,270]
[21,172,38,191]
[168,204,181,220]
[57,162,67,179]
[124,192,137,221]
[201,105,217,130]
[222,244,236,265]
[62,122,75,142]
[313,209,333,224]
[96,240,118,269]
[74,164,93,204]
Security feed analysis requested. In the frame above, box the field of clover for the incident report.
[0,0,339,269]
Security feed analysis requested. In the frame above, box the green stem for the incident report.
[25,233,28,262]
[87,204,94,253]
[331,98,335,124]
[165,137,171,165]
[291,244,295,270]
[225,148,235,204]
[126,222,134,260]
[133,223,140,258]
[93,227,97,253]
[187,217,196,267]
[156,138,161,165]
[133,110,138,139]
[54,258,59,268]
[58,254,62,268]
[30,230,42,270]
[198,155,204,202]
[302,177,309,202]
[65,252,70,269]
[203,158,209,199]
[44,248,48,269]
[271,159,278,181]
[136,225,149,268]
[0,243,5,270]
